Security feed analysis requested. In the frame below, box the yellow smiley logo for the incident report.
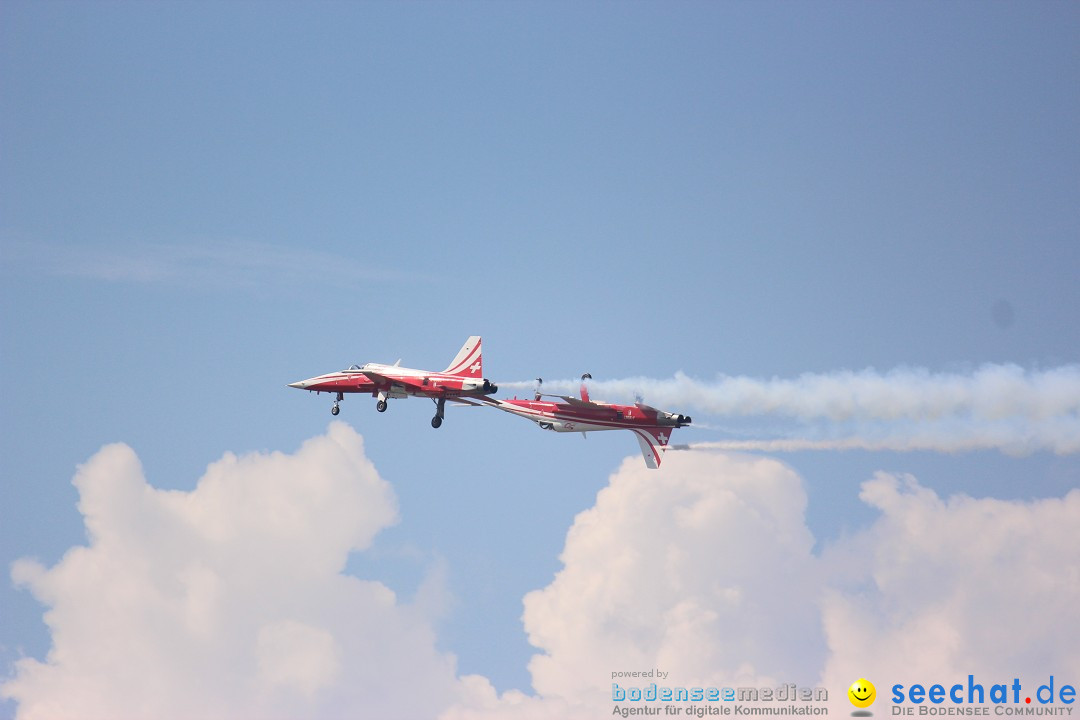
[848,678,876,709]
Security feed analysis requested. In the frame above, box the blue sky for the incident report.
[2,2,1078,718]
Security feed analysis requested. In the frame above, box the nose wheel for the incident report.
[331,392,343,416]
[376,399,388,412]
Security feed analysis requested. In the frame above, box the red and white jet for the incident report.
[474,374,692,468]
[288,336,497,428]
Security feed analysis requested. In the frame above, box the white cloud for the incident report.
[820,472,1080,701]
[2,423,460,720]
[6,428,1077,720]
[444,453,1080,718]
[443,450,827,719]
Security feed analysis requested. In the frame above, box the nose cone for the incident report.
[288,380,310,390]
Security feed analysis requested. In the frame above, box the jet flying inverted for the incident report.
[474,374,691,468]
[288,336,497,428]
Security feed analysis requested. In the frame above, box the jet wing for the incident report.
[630,427,673,469]
[543,394,605,409]
[357,368,396,386]
[360,369,431,393]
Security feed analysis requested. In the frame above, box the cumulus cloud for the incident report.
[6,428,1077,720]
[503,364,1080,454]
[820,472,1080,700]
[444,453,1080,718]
[444,451,827,719]
[2,423,460,720]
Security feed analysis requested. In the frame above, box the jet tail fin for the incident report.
[580,372,592,402]
[443,336,483,378]
[631,427,674,469]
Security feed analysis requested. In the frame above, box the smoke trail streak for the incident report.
[674,427,1080,455]
[499,364,1080,455]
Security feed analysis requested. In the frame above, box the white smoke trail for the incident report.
[674,426,1080,456]
[499,364,1080,455]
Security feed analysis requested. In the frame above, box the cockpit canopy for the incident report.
[345,364,363,371]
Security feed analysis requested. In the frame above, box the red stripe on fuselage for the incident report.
[485,399,668,432]
[301,372,377,393]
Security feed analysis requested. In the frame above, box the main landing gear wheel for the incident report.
[431,397,446,429]
[376,399,388,413]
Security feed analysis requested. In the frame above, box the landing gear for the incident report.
[376,399,388,413]
[331,392,343,416]
[431,397,446,429]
